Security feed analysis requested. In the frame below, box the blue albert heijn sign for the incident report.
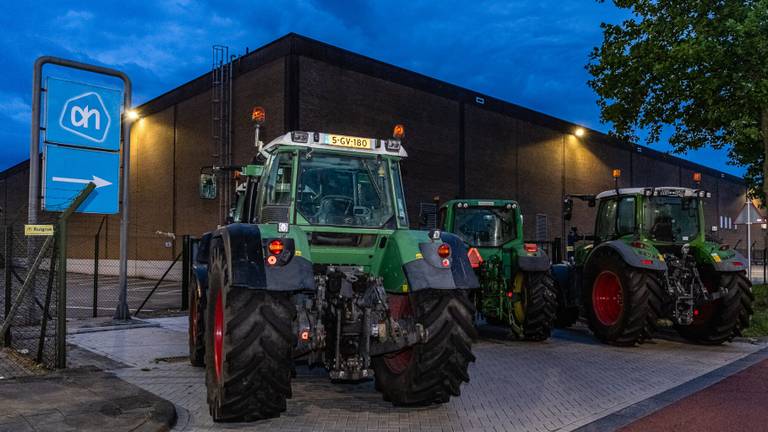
[45,78,122,151]
[43,77,123,214]
[43,145,120,214]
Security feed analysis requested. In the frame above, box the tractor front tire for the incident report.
[584,250,661,346]
[676,271,754,345]
[188,276,206,367]
[520,272,557,341]
[373,289,477,406]
[205,242,296,422]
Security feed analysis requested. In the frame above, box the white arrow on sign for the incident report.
[52,175,112,188]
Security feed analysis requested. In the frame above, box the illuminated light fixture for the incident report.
[393,124,405,139]
[524,243,538,253]
[300,330,310,341]
[126,109,140,121]
[437,243,451,258]
[266,255,278,266]
[612,168,622,179]
[268,239,284,255]
[693,172,702,184]
[574,127,586,137]
[251,106,266,125]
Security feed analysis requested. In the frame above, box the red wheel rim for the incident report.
[382,295,414,374]
[593,271,623,326]
[213,289,224,380]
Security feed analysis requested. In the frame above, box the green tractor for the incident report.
[434,199,557,340]
[188,120,479,422]
[552,186,754,346]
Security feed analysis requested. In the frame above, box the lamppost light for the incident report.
[574,127,586,137]
[126,109,140,121]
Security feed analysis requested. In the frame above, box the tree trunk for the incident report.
[763,108,768,201]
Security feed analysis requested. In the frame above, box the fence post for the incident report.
[181,235,190,311]
[93,232,99,318]
[55,219,67,369]
[4,225,12,347]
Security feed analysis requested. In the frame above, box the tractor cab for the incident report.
[593,187,710,247]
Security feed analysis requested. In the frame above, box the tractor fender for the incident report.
[712,249,749,272]
[439,232,480,289]
[591,240,667,271]
[398,231,479,291]
[213,223,314,292]
[192,232,212,291]
[517,254,551,272]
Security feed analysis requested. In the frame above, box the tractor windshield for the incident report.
[296,152,396,228]
[454,207,516,247]
[642,196,700,242]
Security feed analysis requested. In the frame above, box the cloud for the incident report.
[55,10,94,29]
[0,95,31,123]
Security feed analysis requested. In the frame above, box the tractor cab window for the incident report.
[595,199,617,242]
[596,197,636,242]
[453,206,516,247]
[296,152,396,228]
[643,196,700,242]
[264,152,294,206]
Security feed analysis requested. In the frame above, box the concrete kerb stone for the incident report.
[575,345,768,432]
[0,366,176,432]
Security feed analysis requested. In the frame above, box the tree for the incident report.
[587,0,768,198]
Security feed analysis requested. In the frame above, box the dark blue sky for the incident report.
[0,0,737,175]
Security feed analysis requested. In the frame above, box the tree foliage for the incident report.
[588,0,768,196]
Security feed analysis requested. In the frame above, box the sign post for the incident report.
[29,57,133,321]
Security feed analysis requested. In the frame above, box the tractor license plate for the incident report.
[325,134,373,150]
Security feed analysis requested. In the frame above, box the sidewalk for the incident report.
[620,357,768,432]
[0,362,176,432]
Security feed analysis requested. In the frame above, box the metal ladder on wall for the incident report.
[211,45,233,225]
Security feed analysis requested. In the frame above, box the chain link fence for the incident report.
[1,215,61,369]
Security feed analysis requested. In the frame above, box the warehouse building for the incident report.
[0,33,755,267]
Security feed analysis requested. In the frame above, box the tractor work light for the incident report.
[251,106,266,125]
[438,243,451,258]
[268,239,284,255]
[643,188,654,196]
[612,168,622,179]
[278,222,289,233]
[393,124,405,139]
[385,139,401,152]
[693,172,702,184]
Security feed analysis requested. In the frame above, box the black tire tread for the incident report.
[189,278,206,367]
[374,290,477,406]
[521,272,558,341]
[676,271,754,345]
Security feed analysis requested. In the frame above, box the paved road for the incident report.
[69,317,765,432]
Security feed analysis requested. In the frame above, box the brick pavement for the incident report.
[68,318,765,432]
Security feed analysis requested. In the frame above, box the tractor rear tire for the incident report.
[205,242,296,422]
[676,271,754,345]
[373,289,477,406]
[520,272,557,341]
[584,250,661,346]
[188,276,206,367]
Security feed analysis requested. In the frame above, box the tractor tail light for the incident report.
[631,241,646,249]
[732,261,744,267]
[524,243,538,253]
[641,259,653,265]
[437,243,451,258]
[268,239,284,255]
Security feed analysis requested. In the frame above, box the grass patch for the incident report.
[743,284,768,338]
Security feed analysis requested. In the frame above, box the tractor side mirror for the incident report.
[199,173,217,200]
[563,198,573,221]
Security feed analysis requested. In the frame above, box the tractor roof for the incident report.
[263,131,408,158]
[596,187,710,199]
[441,198,519,209]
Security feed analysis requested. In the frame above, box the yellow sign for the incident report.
[711,253,722,263]
[326,134,372,150]
[24,225,54,236]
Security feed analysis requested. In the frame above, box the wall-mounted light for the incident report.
[574,127,586,138]
[126,109,140,121]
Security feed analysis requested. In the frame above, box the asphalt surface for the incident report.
[65,273,181,318]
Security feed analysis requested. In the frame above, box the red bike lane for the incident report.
[620,358,768,432]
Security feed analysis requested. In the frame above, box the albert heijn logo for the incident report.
[45,77,122,151]
[59,91,111,143]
